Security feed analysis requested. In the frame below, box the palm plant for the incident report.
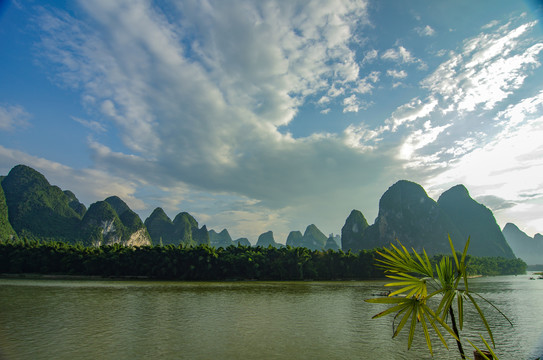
[365,236,511,359]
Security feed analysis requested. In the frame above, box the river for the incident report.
[0,274,542,359]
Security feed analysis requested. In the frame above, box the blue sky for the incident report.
[1,0,543,243]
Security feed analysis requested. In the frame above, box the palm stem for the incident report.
[449,307,466,359]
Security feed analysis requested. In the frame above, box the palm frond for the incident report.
[366,237,509,359]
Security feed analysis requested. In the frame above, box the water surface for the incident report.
[1,275,542,359]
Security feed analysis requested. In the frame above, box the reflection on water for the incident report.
[0,275,542,360]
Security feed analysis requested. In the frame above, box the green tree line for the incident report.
[0,240,526,280]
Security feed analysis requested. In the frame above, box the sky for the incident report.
[1,0,543,244]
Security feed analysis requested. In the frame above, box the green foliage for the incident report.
[104,196,131,216]
[0,182,17,242]
[105,196,146,235]
[118,209,143,234]
[365,236,513,359]
[0,241,384,280]
[2,165,81,242]
[80,201,125,246]
[172,212,197,246]
[145,207,176,245]
[0,240,525,284]
[64,190,86,217]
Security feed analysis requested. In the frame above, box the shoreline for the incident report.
[0,273,390,282]
[0,273,151,281]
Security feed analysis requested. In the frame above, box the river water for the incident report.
[0,274,542,360]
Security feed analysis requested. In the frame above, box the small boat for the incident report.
[530,277,536,280]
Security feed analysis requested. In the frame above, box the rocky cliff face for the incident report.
[502,223,543,264]
[438,185,515,258]
[81,198,152,247]
[80,201,124,246]
[341,210,369,251]
[106,196,152,246]
[360,180,464,255]
[126,228,153,247]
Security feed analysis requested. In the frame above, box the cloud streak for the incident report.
[0,104,30,131]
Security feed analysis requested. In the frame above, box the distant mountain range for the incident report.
[0,164,540,263]
[341,180,516,259]
[502,223,543,265]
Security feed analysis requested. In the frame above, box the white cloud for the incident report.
[0,104,30,131]
[72,116,106,133]
[28,2,543,238]
[381,45,427,70]
[328,85,346,98]
[415,25,436,37]
[354,71,380,94]
[362,48,378,64]
[37,0,372,170]
[422,90,543,233]
[342,124,383,151]
[386,97,438,131]
[482,20,499,30]
[381,46,415,63]
[317,96,331,105]
[496,90,543,130]
[422,21,543,112]
[386,69,407,79]
[366,71,380,83]
[33,0,406,239]
[398,121,451,163]
[343,94,359,113]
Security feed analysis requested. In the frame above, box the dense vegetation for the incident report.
[2,165,82,242]
[0,240,526,280]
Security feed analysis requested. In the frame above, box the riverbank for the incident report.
[0,241,526,281]
[0,273,150,281]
